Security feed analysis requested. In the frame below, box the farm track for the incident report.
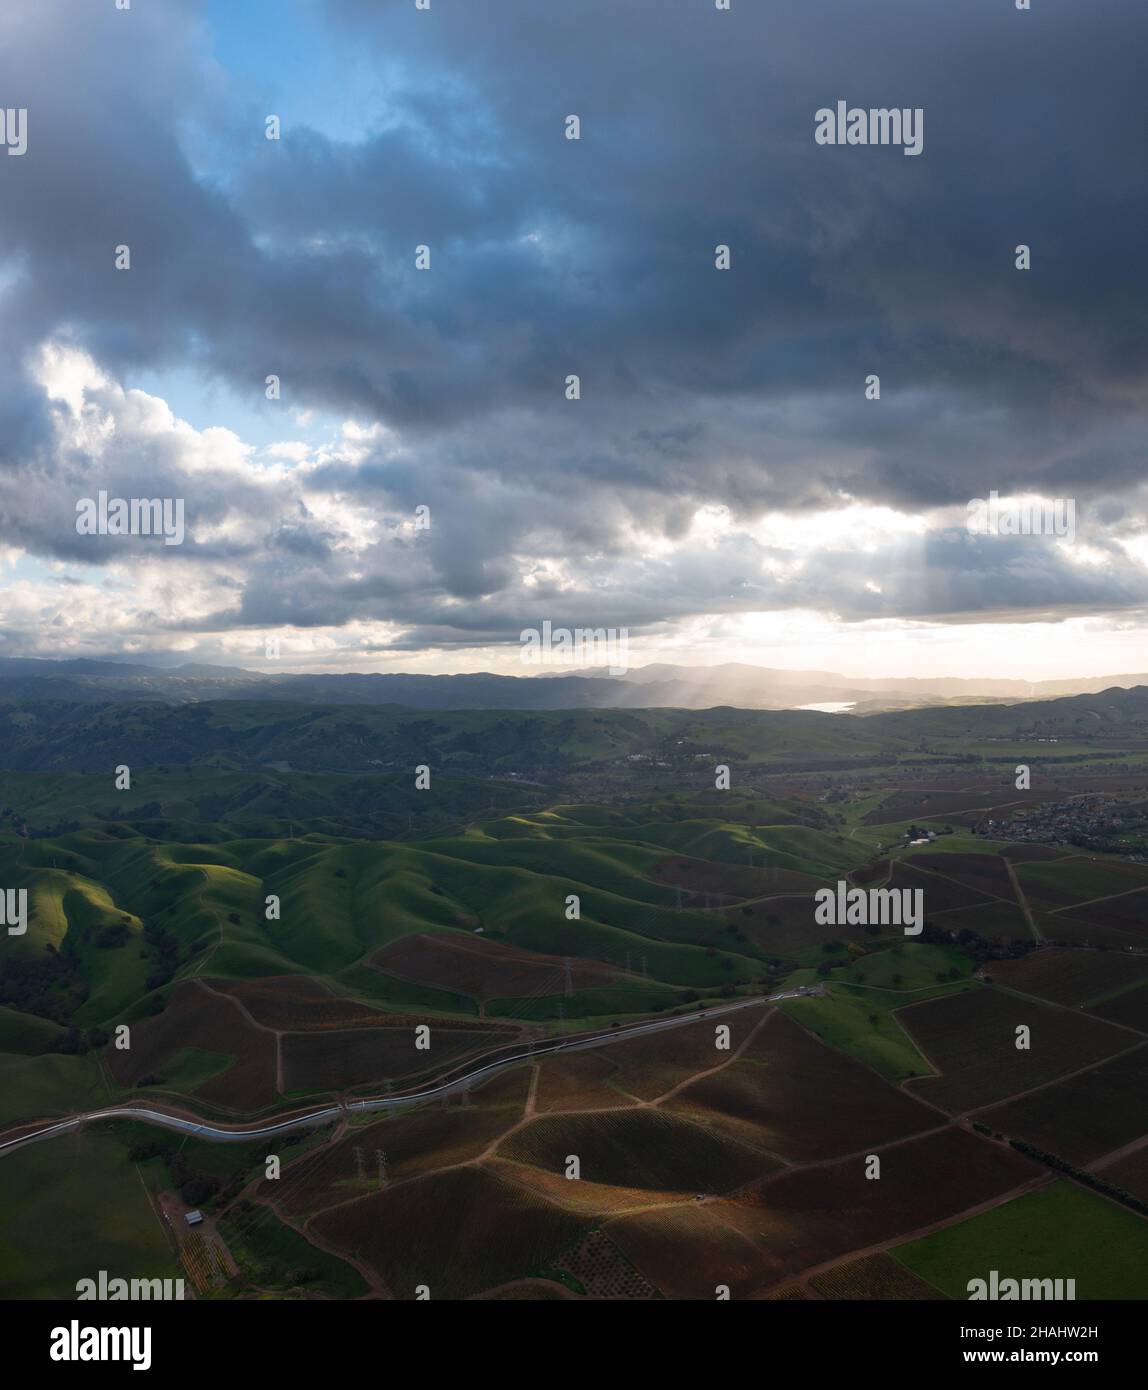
[1046,881,1148,915]
[1004,857,1041,942]
[293,1000,781,1226]
[0,997,770,1157]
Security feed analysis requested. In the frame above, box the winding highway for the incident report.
[0,996,770,1157]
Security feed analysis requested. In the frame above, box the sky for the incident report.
[0,0,1146,681]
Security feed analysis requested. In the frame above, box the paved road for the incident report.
[0,996,769,1157]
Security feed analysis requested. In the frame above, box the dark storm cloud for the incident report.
[0,0,1146,650]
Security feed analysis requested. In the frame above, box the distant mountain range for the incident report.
[0,656,1146,713]
[554,663,1148,711]
[4,682,1148,779]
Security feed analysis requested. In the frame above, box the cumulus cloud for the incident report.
[0,0,1146,668]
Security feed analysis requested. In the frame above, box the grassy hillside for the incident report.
[0,699,911,775]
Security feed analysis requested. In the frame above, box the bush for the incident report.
[180,1177,219,1207]
[95,921,129,949]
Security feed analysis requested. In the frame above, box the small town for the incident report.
[977,796,1145,859]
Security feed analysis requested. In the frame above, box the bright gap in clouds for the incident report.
[652,611,1148,684]
[8,347,1148,684]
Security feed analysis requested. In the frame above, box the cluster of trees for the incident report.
[53,1025,108,1054]
[0,948,87,1023]
[143,919,181,991]
[951,925,1034,964]
[128,1137,249,1210]
[94,918,131,949]
[1008,1138,1148,1219]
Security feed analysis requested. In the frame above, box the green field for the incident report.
[219,1207,368,1299]
[0,1132,179,1298]
[893,1181,1148,1300]
[778,943,975,1082]
[153,1046,236,1093]
[0,1050,109,1127]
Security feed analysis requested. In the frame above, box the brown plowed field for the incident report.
[280,1023,509,1092]
[889,861,995,915]
[1053,890,1148,939]
[209,975,394,1030]
[978,1044,1148,1164]
[607,1125,1038,1298]
[668,1011,937,1161]
[988,948,1148,1006]
[311,1164,591,1300]
[932,900,1031,940]
[498,1107,778,1194]
[533,1051,633,1112]
[861,788,1055,827]
[737,894,886,956]
[1088,981,1148,1031]
[1039,912,1142,950]
[106,980,279,1112]
[900,989,1131,1113]
[903,852,1015,899]
[267,1069,531,1213]
[811,1252,946,1300]
[371,930,616,1001]
[1102,1146,1148,1203]
[607,1015,760,1100]
[651,855,826,902]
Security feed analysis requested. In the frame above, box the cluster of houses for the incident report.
[979,796,1137,853]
